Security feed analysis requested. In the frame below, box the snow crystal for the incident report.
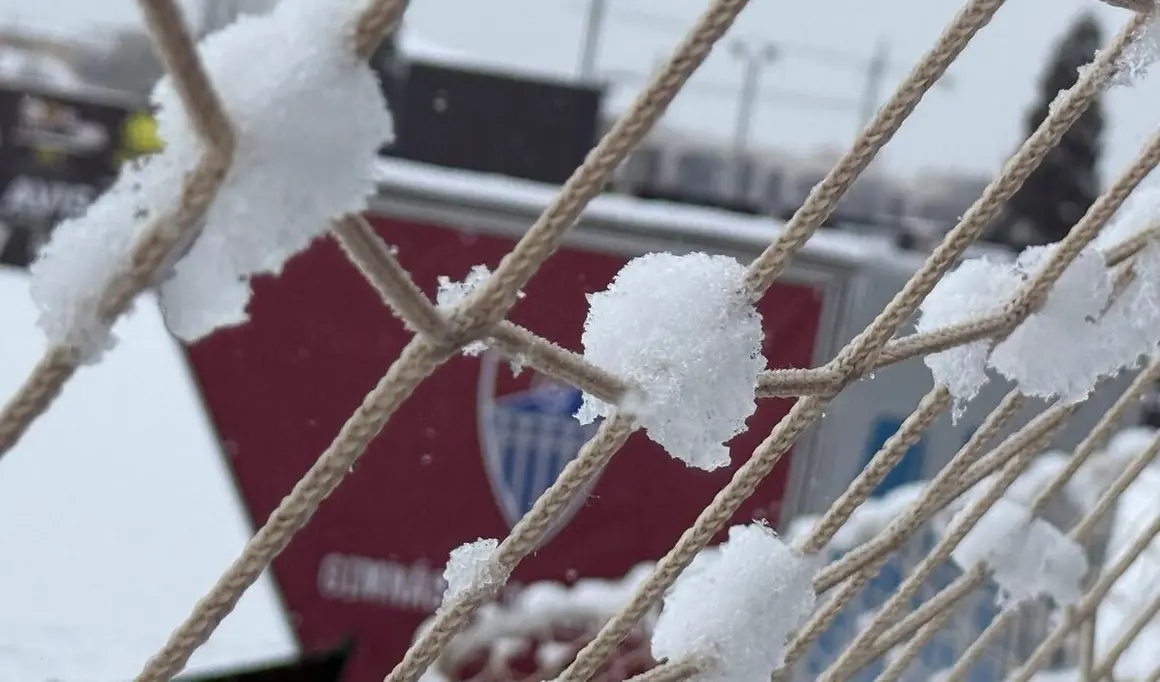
[435,264,525,355]
[1094,185,1160,251]
[916,257,1022,416]
[575,252,765,471]
[441,538,500,607]
[1112,7,1160,87]
[1098,241,1160,370]
[651,523,816,682]
[422,562,657,671]
[30,0,394,355]
[919,240,1159,408]
[951,498,1088,608]
[989,245,1114,403]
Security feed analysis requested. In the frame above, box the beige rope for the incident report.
[524,10,1141,682]
[842,358,1160,678]
[1008,512,1160,682]
[352,0,411,60]
[0,0,234,456]
[800,387,951,554]
[447,0,754,330]
[131,1,761,679]
[553,13,1146,681]
[625,660,703,682]
[777,390,1024,668]
[742,0,1009,299]
[814,391,1023,591]
[3,0,1156,677]
[877,600,964,682]
[134,337,451,682]
[815,408,1069,681]
[1091,590,1160,680]
[856,394,1160,678]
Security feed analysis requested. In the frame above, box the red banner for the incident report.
[184,214,823,682]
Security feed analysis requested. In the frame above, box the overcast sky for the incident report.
[7,0,1160,187]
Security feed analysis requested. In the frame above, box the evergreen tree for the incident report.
[996,13,1104,249]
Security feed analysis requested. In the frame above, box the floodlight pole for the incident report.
[577,0,609,81]
[729,40,778,158]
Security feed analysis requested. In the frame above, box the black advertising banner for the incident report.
[0,81,160,269]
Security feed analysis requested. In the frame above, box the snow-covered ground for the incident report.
[0,267,298,681]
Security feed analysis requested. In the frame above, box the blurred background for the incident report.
[3,1,1160,681]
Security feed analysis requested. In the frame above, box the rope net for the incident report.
[4,0,1160,680]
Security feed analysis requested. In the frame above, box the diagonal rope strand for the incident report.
[2,0,1159,679]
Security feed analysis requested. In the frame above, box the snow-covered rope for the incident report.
[0,0,1159,681]
[558,10,1155,682]
[0,0,235,455]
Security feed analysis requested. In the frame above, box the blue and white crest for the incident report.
[477,350,602,536]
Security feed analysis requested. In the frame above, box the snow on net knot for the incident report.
[575,252,766,471]
[917,256,1023,418]
[29,0,394,358]
[650,523,817,682]
[440,538,501,609]
[918,243,1145,412]
[988,244,1114,403]
[436,264,526,355]
[951,497,1088,608]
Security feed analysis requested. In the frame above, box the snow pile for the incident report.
[30,0,393,358]
[1094,465,1160,679]
[919,240,1160,410]
[988,245,1113,402]
[1094,185,1160,250]
[1112,5,1160,86]
[576,252,766,471]
[441,538,500,607]
[950,497,1088,608]
[435,264,525,355]
[419,562,657,675]
[651,523,817,681]
[1098,243,1160,371]
[917,257,1024,416]
[784,482,927,551]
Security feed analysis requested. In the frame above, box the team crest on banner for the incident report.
[477,349,602,537]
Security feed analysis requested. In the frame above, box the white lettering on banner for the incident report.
[0,175,95,221]
[317,553,527,613]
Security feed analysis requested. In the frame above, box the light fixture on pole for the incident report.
[729,40,778,158]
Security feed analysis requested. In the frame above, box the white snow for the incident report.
[989,245,1114,403]
[1111,6,1160,87]
[919,242,1154,409]
[650,523,817,682]
[30,0,393,357]
[784,481,928,551]
[916,256,1023,417]
[441,538,500,607]
[435,264,525,355]
[1094,184,1160,251]
[0,268,297,680]
[951,496,1088,608]
[419,562,657,672]
[575,252,765,471]
[1095,465,1160,679]
[1097,240,1160,371]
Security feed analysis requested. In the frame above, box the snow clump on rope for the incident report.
[575,252,765,471]
[650,523,816,682]
[30,0,394,357]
